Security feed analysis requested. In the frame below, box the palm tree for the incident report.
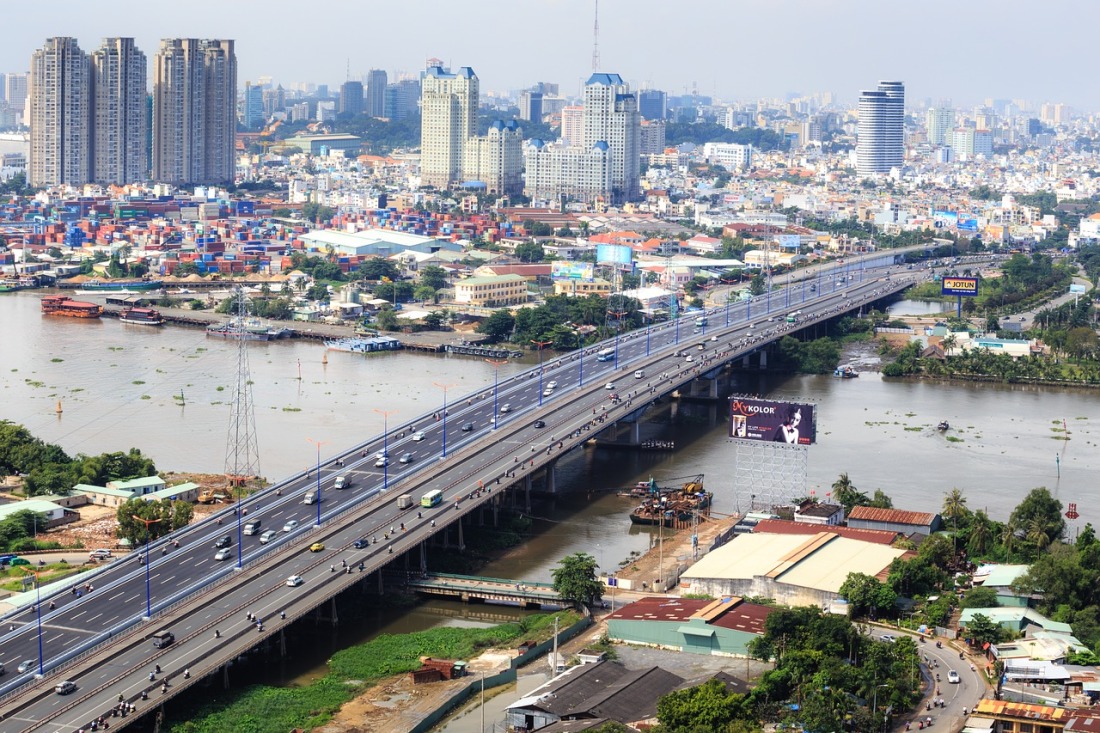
[968,510,994,557]
[1025,516,1053,552]
[943,488,968,555]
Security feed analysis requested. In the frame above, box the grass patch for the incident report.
[132,380,145,385]
[281,407,302,412]
[166,611,579,733]
[50,358,64,363]
[24,379,44,388]
[216,386,225,392]
[141,395,151,400]
[946,436,964,443]
[904,427,923,432]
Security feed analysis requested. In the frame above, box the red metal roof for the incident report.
[753,518,900,545]
[608,596,774,634]
[847,506,937,526]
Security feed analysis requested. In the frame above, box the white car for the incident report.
[286,575,304,587]
[283,520,299,533]
[375,457,389,467]
[947,670,960,684]
[214,548,232,561]
[259,530,278,544]
[500,403,512,413]
[542,388,554,397]
[604,382,615,390]
[375,450,388,460]
[88,549,113,560]
[547,381,558,389]
[411,431,425,441]
[685,355,694,363]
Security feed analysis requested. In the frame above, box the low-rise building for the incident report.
[453,273,527,307]
[971,699,1072,733]
[606,595,773,657]
[846,506,942,535]
[553,278,612,297]
[75,476,201,507]
[0,499,77,529]
[793,500,845,526]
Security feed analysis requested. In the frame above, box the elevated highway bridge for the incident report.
[0,257,925,731]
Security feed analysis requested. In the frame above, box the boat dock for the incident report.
[444,344,523,359]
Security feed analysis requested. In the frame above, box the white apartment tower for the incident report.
[463,120,523,195]
[419,65,478,189]
[857,80,905,176]
[582,73,640,203]
[91,38,147,185]
[28,38,92,187]
[925,107,955,147]
[152,38,237,185]
[4,73,29,126]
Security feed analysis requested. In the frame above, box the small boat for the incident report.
[937,420,950,432]
[118,306,165,326]
[0,277,36,293]
[41,295,102,318]
[833,365,859,378]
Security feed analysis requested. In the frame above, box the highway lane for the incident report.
[0,266,917,727]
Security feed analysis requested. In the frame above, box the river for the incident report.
[4,290,1099,722]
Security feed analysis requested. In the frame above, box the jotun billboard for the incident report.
[941,277,978,297]
[729,398,816,445]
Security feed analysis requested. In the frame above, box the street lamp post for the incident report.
[132,515,161,619]
[373,410,395,491]
[721,277,737,326]
[531,340,552,405]
[433,382,457,456]
[485,359,507,429]
[645,316,651,356]
[608,311,626,368]
[306,438,327,527]
[20,568,44,676]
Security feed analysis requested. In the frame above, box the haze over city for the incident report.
[4,0,1099,109]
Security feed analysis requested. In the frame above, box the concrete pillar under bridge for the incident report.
[544,457,559,494]
[759,350,768,370]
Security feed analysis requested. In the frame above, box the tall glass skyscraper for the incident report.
[857,80,904,176]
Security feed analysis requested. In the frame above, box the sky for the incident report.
[4,0,1100,112]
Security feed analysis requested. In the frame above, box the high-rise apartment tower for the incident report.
[857,80,905,176]
[28,38,91,187]
[91,38,147,184]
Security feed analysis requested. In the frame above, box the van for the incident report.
[333,476,347,489]
[152,630,175,649]
[397,494,414,510]
[634,370,645,379]
[303,491,317,505]
[243,520,261,536]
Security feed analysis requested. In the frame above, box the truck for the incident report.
[303,491,317,505]
[397,494,414,510]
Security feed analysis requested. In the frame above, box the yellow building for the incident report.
[553,278,612,297]
[453,274,528,307]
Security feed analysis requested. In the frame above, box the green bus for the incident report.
[421,489,444,508]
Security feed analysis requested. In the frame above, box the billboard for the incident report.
[596,244,634,265]
[932,210,959,228]
[729,398,816,445]
[551,261,594,281]
[957,216,978,232]
[1070,283,1087,294]
[941,277,979,297]
[776,234,801,250]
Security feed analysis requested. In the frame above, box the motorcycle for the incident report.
[935,641,942,648]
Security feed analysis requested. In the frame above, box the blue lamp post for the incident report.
[133,515,160,617]
[531,341,552,406]
[307,438,326,527]
[24,569,44,676]
[434,382,456,457]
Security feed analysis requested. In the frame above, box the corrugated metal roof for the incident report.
[848,506,937,526]
[754,518,900,545]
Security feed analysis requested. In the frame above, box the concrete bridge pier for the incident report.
[743,355,751,369]
[280,628,287,657]
[524,474,532,512]
[545,458,559,494]
[457,516,466,551]
[420,541,427,574]
[759,350,768,369]
[223,663,230,690]
[330,597,339,627]
[377,570,384,595]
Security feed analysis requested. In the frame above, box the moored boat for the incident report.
[41,295,102,318]
[833,365,859,378]
[118,306,164,326]
[325,336,403,354]
[206,321,273,341]
[937,420,950,432]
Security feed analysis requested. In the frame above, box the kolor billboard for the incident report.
[729,398,816,445]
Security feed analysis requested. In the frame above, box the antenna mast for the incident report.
[591,0,600,71]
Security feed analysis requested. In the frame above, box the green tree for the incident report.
[421,311,446,330]
[305,283,329,302]
[839,572,898,619]
[358,258,400,281]
[655,679,751,732]
[514,241,545,262]
[963,612,1002,647]
[116,498,193,546]
[960,586,1000,609]
[419,265,448,290]
[749,273,766,296]
[375,308,399,331]
[476,310,516,343]
[550,552,603,608]
[301,202,335,223]
[1009,487,1065,556]
[831,473,869,513]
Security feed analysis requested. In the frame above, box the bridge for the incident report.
[0,255,922,731]
[403,573,565,609]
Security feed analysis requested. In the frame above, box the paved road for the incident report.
[0,263,918,731]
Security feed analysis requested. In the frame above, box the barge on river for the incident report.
[627,475,711,527]
[118,307,165,326]
[41,295,103,318]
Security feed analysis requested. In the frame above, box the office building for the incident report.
[638,88,667,121]
[262,85,285,118]
[4,73,29,126]
[702,142,753,171]
[384,78,420,120]
[519,90,542,122]
[582,73,640,202]
[857,80,904,176]
[365,69,386,117]
[951,128,993,158]
[241,80,264,129]
[339,80,363,116]
[28,37,92,187]
[639,119,665,155]
[152,38,237,185]
[925,107,954,147]
[419,65,478,189]
[91,38,147,184]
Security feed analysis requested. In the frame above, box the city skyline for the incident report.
[3,0,1099,111]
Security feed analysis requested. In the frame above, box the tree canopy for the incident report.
[116,498,194,546]
[550,552,603,608]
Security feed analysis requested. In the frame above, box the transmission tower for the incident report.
[224,287,261,488]
[591,0,601,71]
